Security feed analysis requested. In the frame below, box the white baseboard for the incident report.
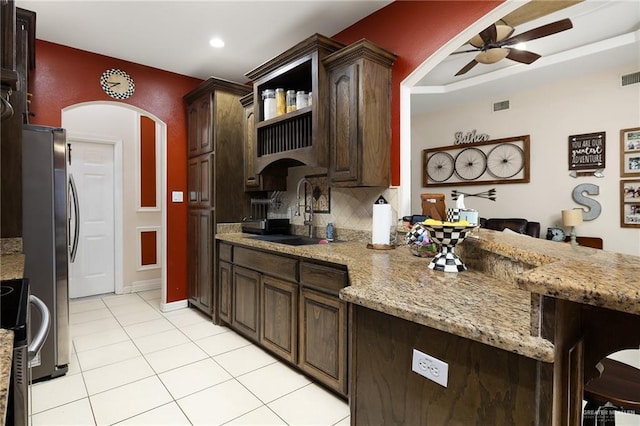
[161,299,188,313]
[129,278,161,293]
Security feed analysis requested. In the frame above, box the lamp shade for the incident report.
[562,209,583,227]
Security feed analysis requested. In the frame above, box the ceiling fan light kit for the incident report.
[476,48,509,64]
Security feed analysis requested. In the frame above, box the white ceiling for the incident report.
[15,0,392,82]
[411,0,640,115]
[14,0,640,116]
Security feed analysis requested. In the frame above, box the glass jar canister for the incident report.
[262,89,276,120]
[275,88,285,116]
[296,91,308,109]
[286,90,297,113]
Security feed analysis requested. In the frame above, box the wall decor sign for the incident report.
[454,130,490,145]
[572,183,601,221]
[304,173,330,213]
[568,132,605,171]
[620,179,640,228]
[620,127,640,177]
[422,135,530,187]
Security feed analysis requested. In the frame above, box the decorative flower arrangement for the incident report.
[405,223,438,257]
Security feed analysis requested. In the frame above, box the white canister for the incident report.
[296,91,308,109]
[262,89,276,120]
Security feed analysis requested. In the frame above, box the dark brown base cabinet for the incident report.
[261,276,298,364]
[217,242,349,397]
[218,260,232,324]
[187,210,213,314]
[232,266,260,342]
[299,287,347,395]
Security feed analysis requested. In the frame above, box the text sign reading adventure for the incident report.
[568,132,606,170]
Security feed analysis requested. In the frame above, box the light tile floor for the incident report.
[30,290,350,426]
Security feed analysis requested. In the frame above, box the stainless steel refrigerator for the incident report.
[22,124,70,381]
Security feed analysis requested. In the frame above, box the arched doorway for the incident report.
[62,102,167,306]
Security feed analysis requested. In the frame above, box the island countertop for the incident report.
[218,232,559,362]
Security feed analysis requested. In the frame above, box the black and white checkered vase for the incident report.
[424,225,477,272]
[446,208,461,222]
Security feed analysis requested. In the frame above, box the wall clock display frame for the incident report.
[100,68,135,99]
[422,135,530,187]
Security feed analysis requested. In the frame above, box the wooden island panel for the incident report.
[352,305,553,425]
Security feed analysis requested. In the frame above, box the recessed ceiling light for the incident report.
[209,38,224,48]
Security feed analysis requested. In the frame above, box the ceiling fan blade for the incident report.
[506,49,541,64]
[501,0,583,27]
[451,48,481,55]
[502,18,573,46]
[455,59,479,76]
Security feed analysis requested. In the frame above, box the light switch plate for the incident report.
[412,348,448,387]
[171,191,183,202]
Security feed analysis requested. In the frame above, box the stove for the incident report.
[1,278,50,426]
[0,278,29,346]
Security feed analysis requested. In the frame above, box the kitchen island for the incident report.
[216,230,640,425]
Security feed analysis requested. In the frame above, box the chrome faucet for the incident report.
[295,178,314,238]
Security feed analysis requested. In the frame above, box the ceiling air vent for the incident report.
[493,100,510,112]
[621,71,640,87]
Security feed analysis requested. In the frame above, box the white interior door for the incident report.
[68,140,115,298]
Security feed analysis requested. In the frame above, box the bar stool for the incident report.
[583,357,640,425]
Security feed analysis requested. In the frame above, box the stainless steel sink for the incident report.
[247,234,327,246]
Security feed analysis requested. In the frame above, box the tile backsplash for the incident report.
[266,166,399,233]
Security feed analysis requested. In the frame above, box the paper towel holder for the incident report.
[368,195,396,250]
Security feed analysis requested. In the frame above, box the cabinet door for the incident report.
[187,153,214,208]
[299,288,347,396]
[243,102,259,189]
[187,209,213,316]
[198,153,213,207]
[187,157,200,206]
[187,102,200,157]
[197,210,213,313]
[218,260,232,324]
[261,276,298,363]
[232,266,260,342]
[329,63,359,185]
[187,94,213,156]
[187,210,199,305]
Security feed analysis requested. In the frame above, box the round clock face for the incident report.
[100,69,135,99]
[547,227,566,242]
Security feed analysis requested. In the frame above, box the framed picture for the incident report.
[620,127,640,177]
[620,179,640,228]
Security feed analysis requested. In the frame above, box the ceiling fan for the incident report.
[453,18,573,76]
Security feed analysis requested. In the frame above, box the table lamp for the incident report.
[562,209,583,245]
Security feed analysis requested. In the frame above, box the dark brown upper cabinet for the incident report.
[323,39,396,188]
[244,34,344,174]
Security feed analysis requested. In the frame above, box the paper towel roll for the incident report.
[372,204,392,245]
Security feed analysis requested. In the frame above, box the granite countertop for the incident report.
[0,329,13,426]
[218,232,557,362]
[1,237,24,281]
[467,230,640,315]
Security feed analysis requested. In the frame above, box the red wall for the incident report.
[332,0,503,185]
[30,1,502,303]
[30,40,202,303]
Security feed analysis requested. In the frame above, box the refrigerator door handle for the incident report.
[28,295,51,361]
[69,174,80,263]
